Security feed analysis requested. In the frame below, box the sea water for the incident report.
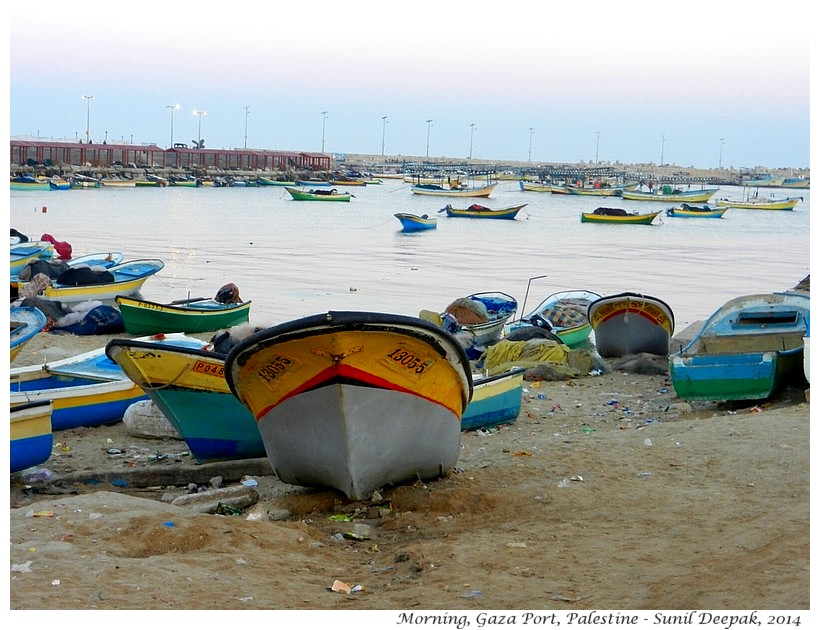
[10,180,811,331]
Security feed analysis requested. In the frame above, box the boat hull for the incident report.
[10,400,53,473]
[225,311,473,499]
[442,204,526,219]
[285,186,351,201]
[510,290,601,348]
[105,340,265,462]
[116,295,251,335]
[588,292,675,357]
[411,184,496,198]
[621,188,718,203]
[580,211,660,224]
[666,204,727,218]
[394,213,437,232]
[10,306,47,362]
[715,197,800,211]
[461,369,525,431]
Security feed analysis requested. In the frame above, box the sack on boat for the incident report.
[593,207,628,216]
[445,297,489,324]
[52,303,125,335]
[56,265,115,286]
[215,282,242,304]
[18,259,70,281]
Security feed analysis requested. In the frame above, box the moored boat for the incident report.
[669,291,809,401]
[715,196,801,211]
[665,203,727,218]
[620,187,719,203]
[588,292,675,358]
[440,203,526,220]
[580,207,660,224]
[10,400,54,473]
[394,212,437,232]
[257,177,296,186]
[105,337,266,462]
[10,176,50,191]
[518,181,552,193]
[411,183,496,198]
[115,285,251,335]
[224,311,473,500]
[285,187,352,201]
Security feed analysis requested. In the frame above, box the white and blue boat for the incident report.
[394,212,437,232]
[461,368,526,432]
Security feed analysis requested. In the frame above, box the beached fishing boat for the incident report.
[620,187,719,203]
[224,311,473,500]
[665,204,728,218]
[580,208,661,224]
[10,241,54,275]
[10,176,50,191]
[461,367,526,431]
[439,203,527,220]
[115,286,251,335]
[17,258,164,304]
[715,196,801,211]
[509,289,602,348]
[411,183,496,198]
[442,291,519,351]
[588,292,675,358]
[285,187,352,201]
[11,251,125,298]
[10,306,47,361]
[10,333,209,431]
[669,291,809,402]
[394,212,437,232]
[10,400,54,473]
[105,338,265,462]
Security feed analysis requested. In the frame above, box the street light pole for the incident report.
[426,119,433,157]
[469,123,476,159]
[660,135,665,165]
[193,109,207,148]
[595,131,601,164]
[166,104,180,148]
[244,106,250,149]
[321,111,328,152]
[82,96,95,143]
[719,137,725,168]
[528,127,534,162]
[381,116,388,155]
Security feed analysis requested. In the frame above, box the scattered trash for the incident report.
[460,590,483,598]
[329,514,354,522]
[536,393,547,400]
[162,521,175,528]
[107,448,123,455]
[570,475,584,482]
[557,478,571,488]
[638,472,652,478]
[513,451,532,457]
[643,438,653,446]
[581,426,595,434]
[331,580,352,594]
[241,478,258,488]
[11,561,33,573]
[30,510,54,518]
[22,468,53,483]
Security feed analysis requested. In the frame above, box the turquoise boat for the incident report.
[10,176,50,191]
[394,212,437,232]
[10,400,54,473]
[669,291,809,402]
[461,368,525,431]
[10,306,47,362]
[105,338,266,463]
[509,289,601,348]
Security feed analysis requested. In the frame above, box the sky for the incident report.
[6,2,813,170]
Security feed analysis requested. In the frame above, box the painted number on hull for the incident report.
[386,348,431,374]
[192,360,224,378]
[258,356,294,383]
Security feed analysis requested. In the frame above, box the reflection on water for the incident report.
[11,181,810,331]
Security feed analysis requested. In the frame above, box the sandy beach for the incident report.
[8,329,811,612]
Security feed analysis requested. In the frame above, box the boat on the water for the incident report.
[285,187,351,201]
[394,212,438,232]
[257,177,296,186]
[105,337,266,463]
[439,203,526,220]
[620,187,719,203]
[461,367,526,432]
[580,207,660,224]
[665,203,727,218]
[518,181,552,193]
[10,176,50,191]
[11,333,209,431]
[588,292,675,358]
[669,291,809,402]
[10,306,47,361]
[411,183,496,198]
[115,285,251,335]
[715,196,801,211]
[10,400,54,474]
[224,311,473,500]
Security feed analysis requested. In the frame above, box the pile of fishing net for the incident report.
[478,338,597,380]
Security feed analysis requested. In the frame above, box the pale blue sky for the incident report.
[7,2,812,169]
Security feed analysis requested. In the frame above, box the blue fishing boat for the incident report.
[10,400,54,473]
[394,212,437,232]
[10,306,47,362]
[669,291,809,401]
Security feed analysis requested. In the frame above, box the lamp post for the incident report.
[425,119,433,157]
[193,109,207,148]
[381,116,388,155]
[244,106,250,149]
[166,104,180,148]
[528,127,534,162]
[660,135,665,165]
[82,95,95,143]
[469,123,476,159]
[719,137,725,168]
[595,131,601,164]
[321,111,328,152]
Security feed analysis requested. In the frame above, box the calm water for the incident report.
[10,180,811,332]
